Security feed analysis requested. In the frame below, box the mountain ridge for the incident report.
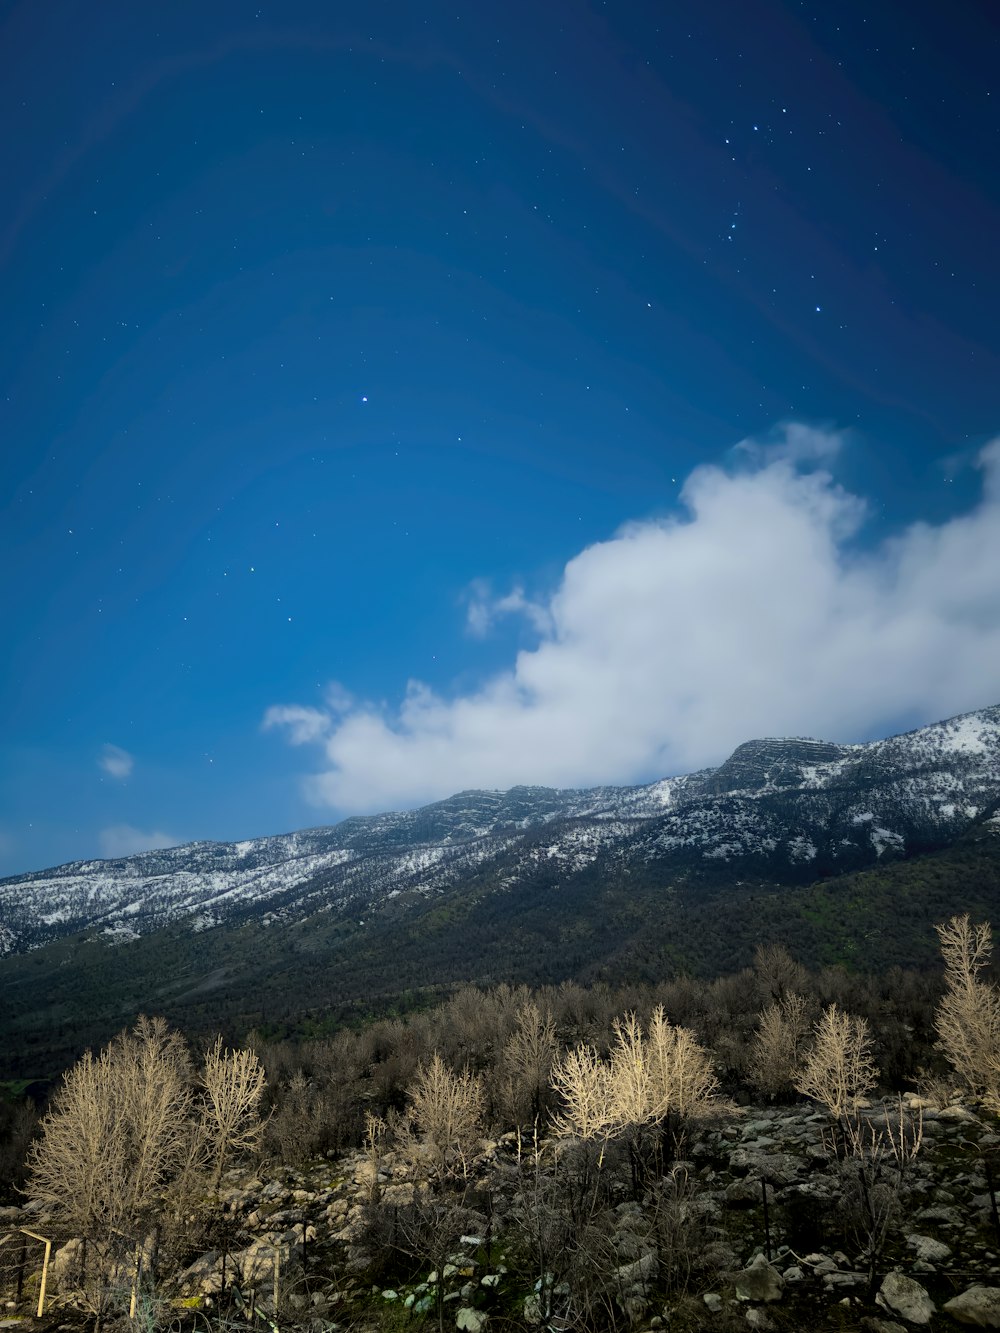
[1,702,1000,1078]
[2,703,999,958]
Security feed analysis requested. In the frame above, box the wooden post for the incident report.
[38,1237,52,1318]
[129,1243,142,1320]
[15,1231,26,1305]
[273,1245,280,1311]
[20,1231,53,1319]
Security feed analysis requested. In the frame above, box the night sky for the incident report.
[3,0,999,875]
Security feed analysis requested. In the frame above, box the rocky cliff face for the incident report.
[706,736,849,795]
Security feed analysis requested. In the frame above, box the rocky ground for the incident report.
[6,1096,1000,1330]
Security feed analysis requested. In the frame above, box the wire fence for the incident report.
[0,1222,306,1324]
[0,1227,52,1316]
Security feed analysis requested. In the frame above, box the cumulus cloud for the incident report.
[98,743,134,779]
[265,425,1000,812]
[99,824,179,858]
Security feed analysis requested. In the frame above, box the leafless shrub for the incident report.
[391,1188,487,1333]
[25,1015,268,1311]
[408,1052,484,1181]
[935,912,1000,1107]
[549,1043,616,1146]
[496,1001,557,1128]
[201,1037,267,1189]
[795,1003,878,1119]
[750,991,812,1100]
[826,1097,923,1293]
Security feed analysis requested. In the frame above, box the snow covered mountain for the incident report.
[2,705,999,960]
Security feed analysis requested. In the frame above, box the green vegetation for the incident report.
[1,827,998,1082]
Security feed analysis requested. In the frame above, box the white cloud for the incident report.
[466,580,554,638]
[99,824,179,858]
[98,743,134,779]
[265,425,1000,812]
[261,704,331,745]
[731,420,848,468]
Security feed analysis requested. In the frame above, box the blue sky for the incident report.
[2,0,999,874]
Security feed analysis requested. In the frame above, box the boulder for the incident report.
[944,1286,1000,1328]
[876,1272,935,1325]
[905,1233,951,1263]
[50,1237,85,1292]
[733,1254,784,1303]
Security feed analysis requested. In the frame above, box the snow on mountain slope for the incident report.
[1,705,998,954]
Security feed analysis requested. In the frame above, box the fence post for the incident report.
[129,1243,142,1320]
[15,1232,25,1305]
[37,1237,51,1318]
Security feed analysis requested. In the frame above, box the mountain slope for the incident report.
[1,704,1000,1077]
[3,706,999,956]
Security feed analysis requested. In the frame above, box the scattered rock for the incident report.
[906,1233,951,1262]
[876,1271,935,1325]
[523,1293,543,1325]
[745,1310,775,1330]
[456,1308,488,1332]
[733,1254,784,1303]
[944,1285,1000,1327]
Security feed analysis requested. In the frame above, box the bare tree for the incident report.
[408,1052,484,1181]
[795,1003,878,1119]
[201,1037,267,1189]
[753,942,809,1003]
[935,913,1000,1106]
[26,1016,271,1315]
[26,1017,197,1307]
[549,1043,616,1144]
[750,992,812,1100]
[643,1005,720,1123]
[829,1098,923,1295]
[499,1001,557,1127]
[393,1188,486,1333]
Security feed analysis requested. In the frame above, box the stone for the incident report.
[733,1254,784,1303]
[939,1104,979,1122]
[702,1293,722,1312]
[876,1272,935,1325]
[523,1294,543,1325]
[944,1285,1000,1327]
[456,1308,488,1333]
[50,1238,85,1292]
[725,1178,761,1207]
[906,1233,951,1262]
[745,1311,775,1330]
